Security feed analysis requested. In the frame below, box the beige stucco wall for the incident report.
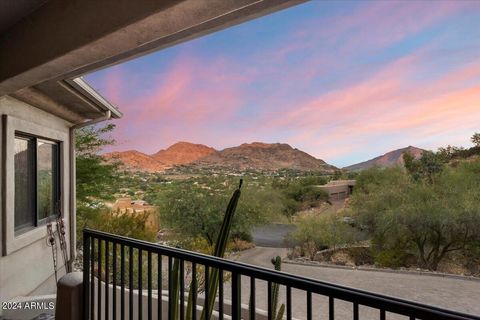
[0,95,72,303]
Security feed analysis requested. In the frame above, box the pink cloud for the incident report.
[249,51,480,161]
[102,52,252,153]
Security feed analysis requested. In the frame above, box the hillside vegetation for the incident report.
[289,133,480,274]
[77,124,480,276]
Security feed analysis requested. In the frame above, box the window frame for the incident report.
[2,115,68,256]
[14,132,62,235]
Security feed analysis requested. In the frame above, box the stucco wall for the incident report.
[0,95,72,303]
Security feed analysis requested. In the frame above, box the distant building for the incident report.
[112,197,159,231]
[317,180,356,201]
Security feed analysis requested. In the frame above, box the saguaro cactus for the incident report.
[200,179,243,320]
[171,179,243,320]
[271,256,285,320]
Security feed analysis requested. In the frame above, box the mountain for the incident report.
[103,150,166,172]
[104,141,337,173]
[103,142,217,172]
[192,142,337,172]
[151,142,217,165]
[344,146,424,171]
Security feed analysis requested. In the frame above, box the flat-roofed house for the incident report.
[318,180,356,201]
[111,197,158,231]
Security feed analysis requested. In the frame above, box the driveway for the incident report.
[251,224,296,248]
[226,247,480,319]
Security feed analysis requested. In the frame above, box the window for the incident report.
[14,134,60,234]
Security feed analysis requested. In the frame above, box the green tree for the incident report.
[403,151,444,184]
[472,132,480,147]
[158,179,269,247]
[76,124,119,202]
[275,180,329,217]
[350,162,480,270]
[288,213,355,260]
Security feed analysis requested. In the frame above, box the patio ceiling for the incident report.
[0,0,305,122]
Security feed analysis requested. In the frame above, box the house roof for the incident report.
[9,77,122,123]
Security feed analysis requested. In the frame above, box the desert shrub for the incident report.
[298,176,328,186]
[373,248,413,269]
[228,238,255,252]
[282,198,301,217]
[90,210,157,242]
[346,247,374,265]
[287,214,356,260]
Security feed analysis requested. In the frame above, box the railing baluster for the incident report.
[249,277,255,320]
[307,291,312,320]
[157,254,162,320]
[113,242,117,320]
[231,272,241,320]
[329,296,334,320]
[83,233,90,320]
[267,281,272,320]
[129,246,133,320]
[218,269,223,320]
[90,237,95,320]
[286,286,292,320]
[168,256,173,320]
[148,251,152,320]
[105,241,109,320]
[82,230,480,320]
[192,263,197,320]
[98,239,102,320]
[180,259,185,320]
[139,249,143,320]
[204,265,209,319]
[120,244,125,320]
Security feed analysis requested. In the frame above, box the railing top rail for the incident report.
[83,228,480,320]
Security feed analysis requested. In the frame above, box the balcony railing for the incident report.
[83,229,480,320]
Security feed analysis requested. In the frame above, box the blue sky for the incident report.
[86,0,480,167]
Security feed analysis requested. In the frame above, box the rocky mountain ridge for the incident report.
[344,146,425,171]
[103,141,337,172]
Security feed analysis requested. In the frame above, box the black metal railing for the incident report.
[83,229,480,320]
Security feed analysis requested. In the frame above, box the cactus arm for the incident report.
[275,304,285,320]
[271,256,284,320]
[185,274,198,319]
[170,258,181,320]
[200,179,243,320]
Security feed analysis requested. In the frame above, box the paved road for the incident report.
[227,247,480,319]
[251,224,295,247]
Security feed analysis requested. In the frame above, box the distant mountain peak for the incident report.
[344,146,425,171]
[193,142,337,172]
[151,141,217,165]
[238,142,291,149]
[103,150,167,172]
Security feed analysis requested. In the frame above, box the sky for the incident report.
[85,0,480,168]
